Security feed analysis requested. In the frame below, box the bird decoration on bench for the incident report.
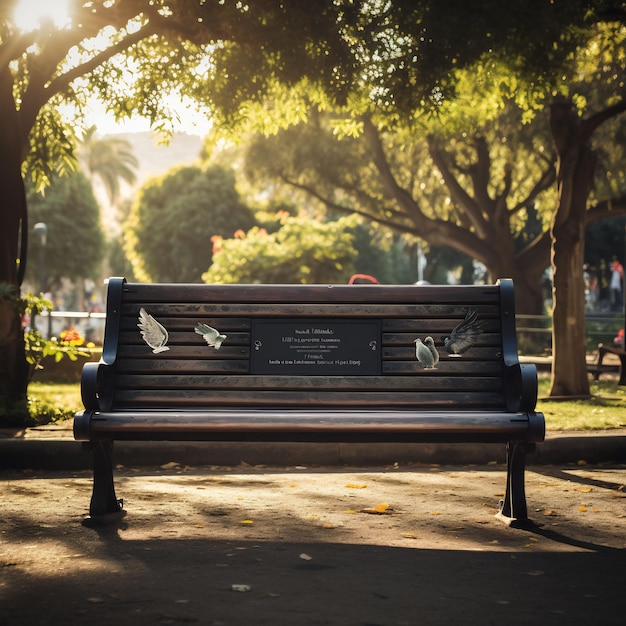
[137,308,170,353]
[444,309,485,356]
[414,336,439,369]
[194,323,227,349]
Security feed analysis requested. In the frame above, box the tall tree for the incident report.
[240,107,555,314]
[25,171,105,293]
[124,165,256,282]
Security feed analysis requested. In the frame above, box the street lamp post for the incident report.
[33,222,48,335]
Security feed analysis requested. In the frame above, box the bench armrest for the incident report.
[504,362,538,413]
[80,361,116,412]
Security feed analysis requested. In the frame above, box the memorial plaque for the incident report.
[250,319,381,375]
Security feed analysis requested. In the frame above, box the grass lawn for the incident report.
[537,376,626,431]
[27,378,626,432]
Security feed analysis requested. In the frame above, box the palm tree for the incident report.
[79,126,138,205]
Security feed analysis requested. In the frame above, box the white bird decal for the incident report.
[414,337,437,369]
[194,323,227,349]
[137,308,170,353]
[423,336,439,367]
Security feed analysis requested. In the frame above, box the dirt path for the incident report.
[1,463,625,625]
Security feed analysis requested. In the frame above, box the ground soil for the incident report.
[1,462,625,625]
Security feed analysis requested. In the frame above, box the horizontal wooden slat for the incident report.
[112,389,507,409]
[114,358,503,376]
[116,359,250,374]
[117,344,250,359]
[120,282,501,305]
[382,346,501,360]
[120,302,500,319]
[114,374,503,392]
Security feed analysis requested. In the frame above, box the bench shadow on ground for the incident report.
[1,518,623,626]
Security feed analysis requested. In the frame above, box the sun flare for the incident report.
[13,0,72,32]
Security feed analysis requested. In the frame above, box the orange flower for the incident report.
[60,327,84,345]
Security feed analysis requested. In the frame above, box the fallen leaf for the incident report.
[344,509,356,514]
[345,483,368,489]
[241,519,254,525]
[402,533,416,539]
[430,511,442,516]
[575,487,593,493]
[578,506,588,512]
[361,503,396,515]
[299,553,313,561]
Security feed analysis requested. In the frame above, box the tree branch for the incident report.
[427,136,490,238]
[279,175,416,234]
[360,116,425,225]
[585,195,626,225]
[510,161,556,213]
[580,98,626,143]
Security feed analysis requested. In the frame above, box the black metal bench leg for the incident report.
[496,441,534,529]
[85,439,126,526]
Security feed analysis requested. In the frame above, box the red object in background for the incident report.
[348,274,379,284]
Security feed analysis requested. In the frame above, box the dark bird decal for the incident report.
[444,309,485,356]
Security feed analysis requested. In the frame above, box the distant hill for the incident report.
[108,131,204,188]
[95,132,204,230]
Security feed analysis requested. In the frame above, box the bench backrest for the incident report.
[92,278,533,413]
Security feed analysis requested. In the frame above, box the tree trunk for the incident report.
[548,98,594,398]
[0,67,30,423]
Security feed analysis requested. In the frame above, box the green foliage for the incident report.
[25,171,105,291]
[22,103,79,192]
[350,224,414,284]
[21,293,92,377]
[124,165,256,283]
[203,212,359,284]
[27,382,81,425]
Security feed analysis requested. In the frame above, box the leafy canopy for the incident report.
[124,164,255,283]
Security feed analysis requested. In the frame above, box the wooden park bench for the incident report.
[74,278,545,528]
[589,343,626,385]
